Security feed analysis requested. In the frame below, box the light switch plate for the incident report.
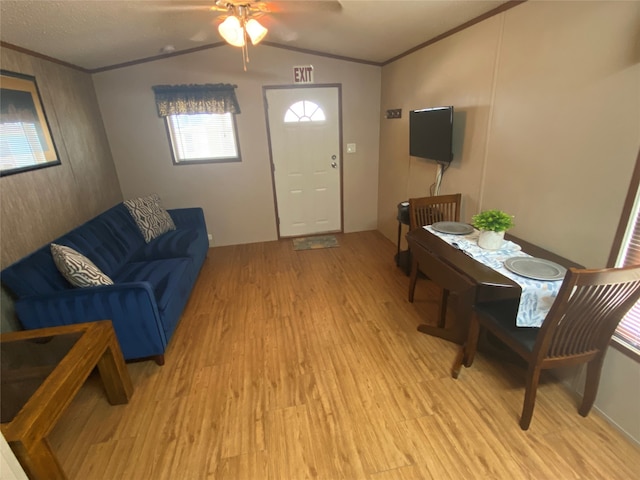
[347,143,356,154]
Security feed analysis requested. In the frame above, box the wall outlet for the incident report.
[207,233,213,245]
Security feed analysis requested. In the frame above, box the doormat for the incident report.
[292,235,339,251]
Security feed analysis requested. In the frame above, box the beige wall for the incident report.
[378,15,502,243]
[379,0,640,442]
[92,45,381,246]
[0,48,122,332]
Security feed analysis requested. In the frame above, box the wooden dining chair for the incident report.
[408,194,462,327]
[408,193,461,231]
[451,264,640,430]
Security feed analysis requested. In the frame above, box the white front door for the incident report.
[265,86,342,237]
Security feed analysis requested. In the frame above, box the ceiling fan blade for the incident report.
[266,1,342,13]
[259,15,299,42]
[139,1,230,13]
[140,5,213,13]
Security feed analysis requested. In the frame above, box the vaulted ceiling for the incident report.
[0,1,514,72]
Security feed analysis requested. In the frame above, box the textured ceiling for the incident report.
[0,1,510,71]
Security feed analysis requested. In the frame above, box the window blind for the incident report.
[167,113,238,162]
[615,195,640,353]
[0,122,46,169]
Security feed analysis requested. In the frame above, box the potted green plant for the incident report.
[471,209,515,250]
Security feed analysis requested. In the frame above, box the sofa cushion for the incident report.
[129,228,207,263]
[1,247,69,297]
[124,194,176,243]
[60,204,146,276]
[113,258,190,311]
[50,243,114,288]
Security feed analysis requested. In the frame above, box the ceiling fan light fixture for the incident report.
[218,15,245,47]
[245,18,268,45]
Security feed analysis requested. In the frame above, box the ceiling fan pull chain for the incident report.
[242,26,248,71]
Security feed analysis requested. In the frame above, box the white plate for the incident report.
[504,257,567,281]
[431,222,474,235]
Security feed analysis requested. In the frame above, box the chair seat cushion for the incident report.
[475,300,540,352]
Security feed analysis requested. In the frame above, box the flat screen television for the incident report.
[409,106,454,163]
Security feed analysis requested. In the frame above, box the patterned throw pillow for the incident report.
[124,193,176,243]
[50,243,114,288]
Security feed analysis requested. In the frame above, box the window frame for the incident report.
[608,147,640,362]
[162,112,242,165]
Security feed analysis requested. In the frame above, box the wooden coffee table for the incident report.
[1,321,133,480]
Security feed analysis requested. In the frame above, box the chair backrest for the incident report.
[535,265,640,361]
[408,193,461,230]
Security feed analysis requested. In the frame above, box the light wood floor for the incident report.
[50,231,640,479]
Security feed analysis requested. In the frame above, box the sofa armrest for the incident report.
[168,208,206,232]
[14,282,167,361]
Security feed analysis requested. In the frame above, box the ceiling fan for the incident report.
[157,1,342,70]
[213,2,271,49]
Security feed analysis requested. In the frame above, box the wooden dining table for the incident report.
[406,227,583,344]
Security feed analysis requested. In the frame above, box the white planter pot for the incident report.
[478,230,505,250]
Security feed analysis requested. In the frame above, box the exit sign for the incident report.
[293,65,314,84]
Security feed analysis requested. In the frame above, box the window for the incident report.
[284,101,326,123]
[151,82,241,165]
[610,149,640,360]
[166,113,240,164]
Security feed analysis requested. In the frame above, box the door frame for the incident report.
[262,83,344,239]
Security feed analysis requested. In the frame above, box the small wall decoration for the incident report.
[0,70,60,177]
[386,109,402,119]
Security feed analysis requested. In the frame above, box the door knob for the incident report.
[331,162,338,168]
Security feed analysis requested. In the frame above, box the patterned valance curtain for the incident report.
[152,83,240,117]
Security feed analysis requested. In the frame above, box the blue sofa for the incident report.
[1,203,209,364]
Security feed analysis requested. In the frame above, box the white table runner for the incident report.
[423,226,562,328]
